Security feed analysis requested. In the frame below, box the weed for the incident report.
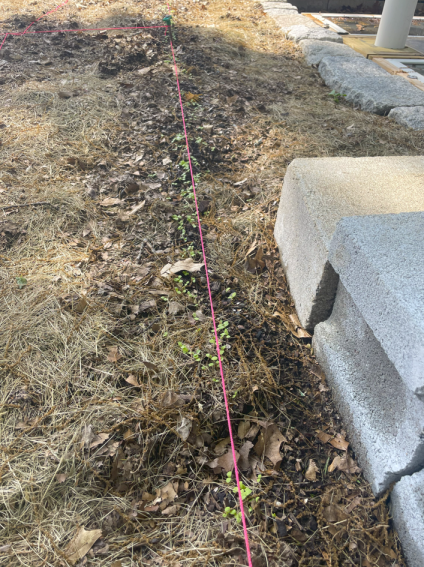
[328,90,347,103]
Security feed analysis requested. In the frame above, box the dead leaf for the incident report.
[245,245,265,274]
[64,527,102,565]
[142,360,159,374]
[329,454,361,474]
[139,300,156,312]
[329,434,349,452]
[125,182,139,194]
[184,92,202,103]
[161,258,204,278]
[161,504,179,515]
[90,432,110,450]
[128,200,145,215]
[100,197,123,207]
[208,449,239,474]
[137,66,152,75]
[160,481,178,501]
[238,440,253,471]
[254,424,286,466]
[0,545,11,553]
[125,374,141,388]
[56,473,67,483]
[176,416,192,441]
[168,301,184,315]
[58,91,72,99]
[288,313,311,338]
[238,420,251,440]
[161,390,184,408]
[214,437,230,456]
[107,346,122,363]
[344,496,362,514]
[317,431,332,444]
[111,562,122,567]
[73,296,88,313]
[305,459,319,481]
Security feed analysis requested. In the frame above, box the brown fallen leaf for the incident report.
[329,433,349,452]
[305,459,319,481]
[107,346,122,363]
[64,528,102,565]
[168,301,184,315]
[160,258,204,278]
[238,420,251,440]
[184,92,202,103]
[254,424,286,466]
[208,449,239,474]
[161,390,184,408]
[344,495,362,514]
[176,416,192,441]
[328,454,361,474]
[56,473,67,483]
[128,200,146,215]
[73,295,88,313]
[214,437,230,456]
[316,431,332,444]
[137,66,152,75]
[125,374,141,388]
[238,440,254,471]
[125,182,139,194]
[161,504,180,515]
[100,197,123,207]
[245,245,265,274]
[58,91,72,99]
[160,481,178,501]
[288,313,311,338]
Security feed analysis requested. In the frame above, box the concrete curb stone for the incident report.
[391,469,424,567]
[329,213,424,399]
[319,56,424,114]
[274,156,424,330]
[287,25,343,42]
[313,282,424,495]
[299,39,364,65]
[389,105,424,130]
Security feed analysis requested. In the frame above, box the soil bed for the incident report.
[1,0,423,566]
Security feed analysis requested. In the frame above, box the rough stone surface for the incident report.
[274,157,424,330]
[329,213,424,399]
[271,14,319,32]
[389,106,424,130]
[391,469,424,567]
[319,56,424,115]
[300,39,364,66]
[264,8,299,15]
[287,25,343,43]
[313,283,424,495]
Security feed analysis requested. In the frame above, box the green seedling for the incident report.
[328,90,346,103]
[16,277,27,289]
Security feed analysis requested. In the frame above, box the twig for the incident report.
[0,201,58,211]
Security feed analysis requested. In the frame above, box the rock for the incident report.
[271,14,320,33]
[391,469,424,567]
[273,157,424,330]
[313,282,424,495]
[287,25,343,43]
[264,8,298,15]
[319,56,424,114]
[299,39,364,66]
[329,212,424,399]
[389,105,424,130]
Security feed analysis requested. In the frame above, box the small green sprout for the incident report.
[16,277,27,289]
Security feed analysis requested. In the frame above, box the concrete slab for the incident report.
[389,106,424,130]
[287,25,343,43]
[300,39,364,66]
[319,56,424,115]
[274,157,424,330]
[313,282,424,495]
[329,213,424,399]
[391,469,424,567]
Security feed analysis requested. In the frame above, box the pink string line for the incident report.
[9,25,167,36]
[22,0,70,34]
[0,33,8,53]
[167,26,254,567]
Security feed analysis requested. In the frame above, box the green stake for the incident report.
[163,14,174,40]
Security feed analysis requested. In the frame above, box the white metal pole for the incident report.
[375,0,418,49]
